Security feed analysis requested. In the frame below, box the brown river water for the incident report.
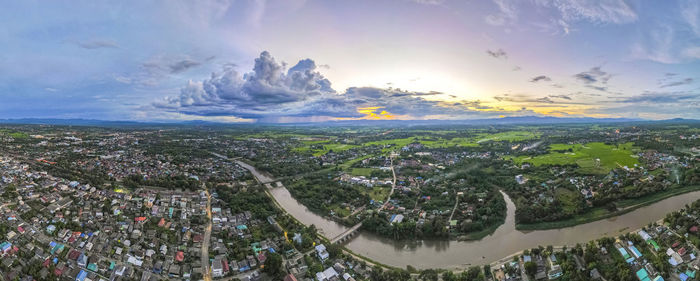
[236,160,700,269]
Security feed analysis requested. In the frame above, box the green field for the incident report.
[555,188,581,214]
[0,129,29,139]
[292,130,540,156]
[351,168,375,177]
[365,186,391,202]
[293,141,359,156]
[474,131,540,143]
[509,142,639,174]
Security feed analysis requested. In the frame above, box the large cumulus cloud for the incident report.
[154,51,505,120]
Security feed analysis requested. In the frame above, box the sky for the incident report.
[1,0,699,123]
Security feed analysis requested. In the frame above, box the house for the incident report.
[284,274,298,281]
[316,267,338,281]
[175,251,184,262]
[315,244,329,260]
[548,265,563,279]
[212,259,224,277]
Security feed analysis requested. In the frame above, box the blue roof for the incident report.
[629,245,643,258]
[76,270,87,281]
[680,273,688,281]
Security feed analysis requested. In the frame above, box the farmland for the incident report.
[509,142,639,174]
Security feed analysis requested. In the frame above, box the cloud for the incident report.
[616,91,699,104]
[573,66,613,92]
[530,75,552,82]
[154,51,520,120]
[683,47,700,59]
[485,0,517,26]
[535,97,554,103]
[547,0,638,24]
[486,0,637,30]
[486,49,508,59]
[408,0,445,5]
[77,39,119,49]
[682,0,700,36]
[169,59,201,74]
[660,78,694,88]
[512,66,522,71]
[549,94,572,100]
[574,66,610,84]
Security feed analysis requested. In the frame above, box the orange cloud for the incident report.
[335,106,397,120]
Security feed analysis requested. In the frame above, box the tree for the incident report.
[419,269,439,281]
[442,271,457,281]
[262,252,284,279]
[524,261,538,277]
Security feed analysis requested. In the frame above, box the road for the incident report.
[447,196,459,223]
[201,186,213,281]
[378,154,397,211]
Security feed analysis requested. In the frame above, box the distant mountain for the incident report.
[0,116,697,127]
[274,116,647,126]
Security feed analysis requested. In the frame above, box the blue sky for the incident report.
[1,0,699,122]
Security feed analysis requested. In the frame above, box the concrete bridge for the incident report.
[330,222,363,244]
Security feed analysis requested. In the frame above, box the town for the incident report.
[0,122,697,281]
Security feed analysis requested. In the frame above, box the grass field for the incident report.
[351,168,375,177]
[474,131,540,143]
[510,142,639,174]
[292,130,541,156]
[0,129,29,139]
[555,188,581,214]
[293,141,359,156]
[365,186,391,202]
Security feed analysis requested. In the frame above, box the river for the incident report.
[236,159,700,270]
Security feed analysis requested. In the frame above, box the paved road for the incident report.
[201,186,213,281]
[378,154,397,211]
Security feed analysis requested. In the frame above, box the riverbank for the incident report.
[516,185,700,230]
[236,156,700,270]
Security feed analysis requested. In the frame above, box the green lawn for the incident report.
[510,142,639,174]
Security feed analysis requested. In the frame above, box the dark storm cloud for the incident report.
[530,75,552,82]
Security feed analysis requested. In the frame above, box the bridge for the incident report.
[330,222,363,244]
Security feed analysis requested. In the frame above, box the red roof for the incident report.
[175,251,184,262]
[690,226,698,233]
[158,218,165,227]
[68,250,81,260]
[284,274,298,281]
[222,259,229,272]
[134,217,147,222]
[678,247,687,256]
[193,235,203,243]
